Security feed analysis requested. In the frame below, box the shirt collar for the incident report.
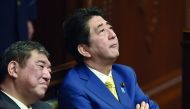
[87,66,112,83]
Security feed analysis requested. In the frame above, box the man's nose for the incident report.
[43,68,51,81]
[108,29,117,39]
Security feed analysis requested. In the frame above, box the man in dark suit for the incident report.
[0,41,52,109]
[0,0,36,58]
[58,7,159,109]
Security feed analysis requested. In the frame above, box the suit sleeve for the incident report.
[58,84,93,109]
[132,69,159,109]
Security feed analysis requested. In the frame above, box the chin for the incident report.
[36,89,46,98]
[109,56,118,62]
[38,93,45,99]
[114,53,119,58]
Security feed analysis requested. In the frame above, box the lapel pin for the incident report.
[120,82,126,93]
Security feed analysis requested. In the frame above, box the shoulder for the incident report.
[60,64,87,91]
[112,64,137,79]
[64,63,89,82]
[112,64,135,74]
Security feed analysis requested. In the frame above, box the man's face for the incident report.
[16,50,51,100]
[86,16,119,62]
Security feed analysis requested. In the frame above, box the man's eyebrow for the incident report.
[36,60,52,67]
[106,22,112,26]
[36,60,45,64]
[97,22,111,28]
[97,23,103,28]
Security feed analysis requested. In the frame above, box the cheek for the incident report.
[90,38,108,50]
[91,44,105,53]
[27,71,42,83]
[98,41,108,50]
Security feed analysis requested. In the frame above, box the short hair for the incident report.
[64,7,105,63]
[0,41,49,84]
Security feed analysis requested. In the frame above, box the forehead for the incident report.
[87,16,107,29]
[27,50,51,65]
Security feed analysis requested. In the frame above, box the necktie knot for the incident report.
[105,76,115,88]
[105,76,118,100]
[105,81,113,88]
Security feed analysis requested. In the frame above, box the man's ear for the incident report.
[77,44,91,58]
[7,61,19,78]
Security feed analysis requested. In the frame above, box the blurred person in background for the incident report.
[0,0,37,60]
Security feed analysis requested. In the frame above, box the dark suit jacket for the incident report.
[58,64,159,109]
[0,0,36,56]
[0,91,52,109]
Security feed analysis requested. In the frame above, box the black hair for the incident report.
[63,7,105,63]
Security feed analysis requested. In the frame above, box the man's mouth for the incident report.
[40,82,49,88]
[110,44,118,48]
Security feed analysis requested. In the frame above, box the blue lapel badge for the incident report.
[121,87,125,93]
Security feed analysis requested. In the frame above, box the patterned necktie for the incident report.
[105,76,118,100]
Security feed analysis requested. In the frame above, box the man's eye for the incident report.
[99,29,105,33]
[109,26,113,30]
[38,65,44,68]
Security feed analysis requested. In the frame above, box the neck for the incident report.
[85,60,113,75]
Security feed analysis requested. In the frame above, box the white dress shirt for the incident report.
[87,66,113,84]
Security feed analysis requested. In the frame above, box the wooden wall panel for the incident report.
[33,0,84,66]
[185,0,190,29]
[110,0,185,85]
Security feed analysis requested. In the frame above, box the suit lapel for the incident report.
[0,91,20,109]
[112,69,133,109]
[78,65,124,109]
